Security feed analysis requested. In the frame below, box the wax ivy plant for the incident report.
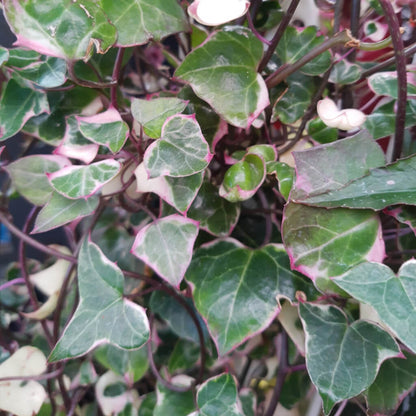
[1,0,416,415]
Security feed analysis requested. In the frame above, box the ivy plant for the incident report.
[1,0,416,415]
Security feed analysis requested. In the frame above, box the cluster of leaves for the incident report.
[1,0,416,415]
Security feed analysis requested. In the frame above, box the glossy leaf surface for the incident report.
[131,215,199,287]
[300,302,399,415]
[154,382,195,416]
[186,239,317,355]
[144,114,212,178]
[50,239,149,361]
[176,26,269,128]
[335,260,416,353]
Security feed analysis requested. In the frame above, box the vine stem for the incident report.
[378,0,407,160]
[0,277,25,292]
[110,47,125,109]
[258,0,301,72]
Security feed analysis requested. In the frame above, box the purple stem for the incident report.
[0,277,25,292]
[378,0,407,160]
[110,47,125,109]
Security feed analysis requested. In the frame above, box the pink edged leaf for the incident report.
[54,116,99,164]
[5,154,70,205]
[134,163,203,214]
[299,302,400,415]
[384,205,416,235]
[219,153,266,202]
[48,159,121,199]
[4,0,117,60]
[131,214,199,288]
[368,68,416,99]
[185,239,318,355]
[49,239,149,362]
[282,203,385,293]
[176,27,269,129]
[144,114,212,178]
[0,77,49,141]
[77,108,129,153]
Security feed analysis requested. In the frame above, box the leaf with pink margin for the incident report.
[0,78,49,141]
[185,239,318,355]
[4,0,117,60]
[299,302,400,415]
[5,154,70,205]
[384,205,416,235]
[282,203,385,293]
[77,108,129,153]
[219,153,266,202]
[134,163,203,214]
[176,26,269,129]
[368,68,416,99]
[131,214,199,287]
[144,114,212,178]
[49,239,149,362]
[48,159,121,199]
[54,116,99,164]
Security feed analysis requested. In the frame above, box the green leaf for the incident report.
[77,108,129,154]
[268,162,294,201]
[168,339,200,373]
[138,393,156,416]
[239,389,256,416]
[150,291,208,344]
[186,239,317,355]
[366,352,416,416]
[385,205,416,235]
[94,344,148,383]
[188,182,240,237]
[135,163,204,214]
[272,72,317,124]
[99,0,188,46]
[48,160,121,199]
[154,382,195,416]
[0,47,9,66]
[176,26,269,128]
[364,100,416,139]
[5,155,70,205]
[144,114,212,178]
[193,374,243,416]
[6,48,40,68]
[299,302,400,415]
[282,203,384,291]
[131,215,199,287]
[32,193,99,234]
[4,0,117,60]
[335,260,416,353]
[131,97,188,139]
[17,57,67,88]
[220,154,266,203]
[290,130,386,202]
[329,60,361,85]
[49,239,149,361]
[368,71,416,99]
[0,78,49,140]
[294,155,416,210]
[277,26,332,76]
[307,118,338,144]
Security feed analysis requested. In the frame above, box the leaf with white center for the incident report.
[54,116,99,164]
[335,260,416,353]
[0,347,47,416]
[131,214,199,287]
[290,130,385,201]
[48,159,121,199]
[366,352,416,416]
[17,57,67,88]
[282,203,384,293]
[131,97,188,139]
[192,374,243,416]
[144,114,212,178]
[299,302,400,415]
[176,26,269,128]
[0,78,49,140]
[77,108,129,153]
[277,26,332,76]
[49,239,149,361]
[368,70,416,99]
[186,239,318,355]
[33,192,99,234]
[5,154,70,205]
[99,0,189,47]
[135,162,203,213]
[188,181,240,236]
[4,0,117,60]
